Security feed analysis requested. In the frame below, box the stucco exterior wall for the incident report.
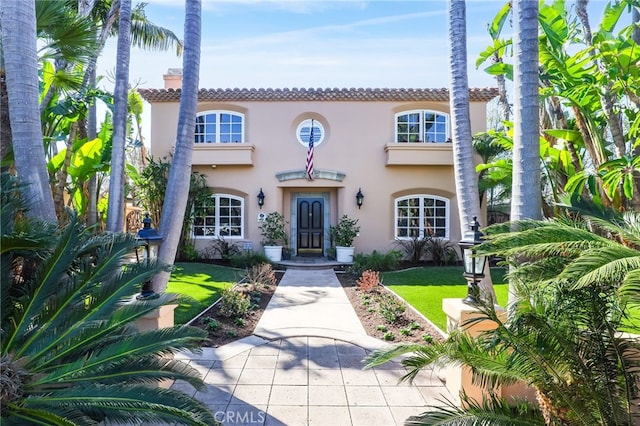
[143,89,491,258]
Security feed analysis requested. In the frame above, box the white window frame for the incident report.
[395,110,450,143]
[296,119,325,147]
[394,194,450,239]
[195,110,245,144]
[192,194,244,239]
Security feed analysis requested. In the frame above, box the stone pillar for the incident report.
[136,304,178,332]
[442,298,506,406]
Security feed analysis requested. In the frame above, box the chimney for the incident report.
[163,68,183,89]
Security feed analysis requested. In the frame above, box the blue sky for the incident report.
[99,0,514,91]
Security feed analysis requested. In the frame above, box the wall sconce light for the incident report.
[356,188,364,209]
[257,188,265,209]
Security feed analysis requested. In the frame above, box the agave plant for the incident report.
[365,212,640,425]
[0,174,217,425]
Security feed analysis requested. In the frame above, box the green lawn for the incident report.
[166,262,243,324]
[382,266,509,333]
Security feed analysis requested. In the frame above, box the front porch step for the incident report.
[275,256,352,270]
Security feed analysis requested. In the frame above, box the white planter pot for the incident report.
[336,246,355,263]
[264,245,283,262]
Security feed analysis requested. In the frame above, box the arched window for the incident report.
[395,110,449,143]
[395,195,450,239]
[192,194,244,238]
[195,111,244,143]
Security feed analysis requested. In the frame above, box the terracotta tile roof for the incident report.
[137,87,499,103]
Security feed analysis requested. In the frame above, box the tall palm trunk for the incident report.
[510,0,541,304]
[448,0,495,302]
[0,0,56,222]
[448,0,481,230]
[152,0,201,293]
[106,0,132,232]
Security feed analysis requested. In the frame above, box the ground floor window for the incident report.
[193,194,244,238]
[395,195,449,239]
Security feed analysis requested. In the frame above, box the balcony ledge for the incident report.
[384,143,453,166]
[192,143,255,166]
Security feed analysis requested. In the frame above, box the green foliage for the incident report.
[180,241,200,261]
[230,251,271,269]
[376,325,388,332]
[408,321,421,331]
[330,215,360,247]
[205,235,242,260]
[422,334,434,344]
[218,288,251,318]
[394,236,430,263]
[377,293,406,324]
[133,156,211,260]
[201,317,220,331]
[0,177,216,425]
[352,249,402,275]
[234,317,246,327]
[426,237,459,266]
[477,0,640,214]
[259,212,289,246]
[366,214,640,424]
[383,332,395,341]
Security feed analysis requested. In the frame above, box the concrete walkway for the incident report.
[174,268,454,425]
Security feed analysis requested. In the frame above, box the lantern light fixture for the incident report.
[356,188,364,209]
[257,188,265,209]
[458,216,486,305]
[136,213,163,300]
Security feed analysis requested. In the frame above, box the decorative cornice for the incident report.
[138,87,499,103]
[276,169,346,182]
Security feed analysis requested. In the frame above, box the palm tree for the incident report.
[365,212,640,425]
[152,0,201,293]
[510,0,541,223]
[448,0,481,230]
[0,173,218,425]
[447,0,496,301]
[0,0,57,222]
[105,0,132,232]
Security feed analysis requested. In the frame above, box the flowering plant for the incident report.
[259,212,288,246]
[330,215,360,247]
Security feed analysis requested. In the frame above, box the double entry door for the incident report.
[296,198,324,255]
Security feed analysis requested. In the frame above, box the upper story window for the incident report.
[395,195,449,239]
[395,110,449,143]
[195,111,244,144]
[192,194,244,238]
[296,119,325,147]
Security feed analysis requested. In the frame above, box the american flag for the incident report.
[305,119,315,180]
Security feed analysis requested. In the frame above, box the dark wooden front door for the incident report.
[297,198,324,254]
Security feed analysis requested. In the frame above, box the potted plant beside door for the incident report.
[330,215,360,263]
[259,212,288,262]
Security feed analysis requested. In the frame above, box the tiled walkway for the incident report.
[175,268,454,425]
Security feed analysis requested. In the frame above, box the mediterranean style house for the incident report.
[138,69,498,258]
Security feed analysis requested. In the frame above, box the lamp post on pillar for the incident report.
[458,216,486,305]
[136,213,162,300]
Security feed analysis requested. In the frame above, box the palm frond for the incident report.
[4,216,86,356]
[566,248,640,289]
[363,343,426,369]
[24,384,218,426]
[34,326,206,385]
[405,393,545,425]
